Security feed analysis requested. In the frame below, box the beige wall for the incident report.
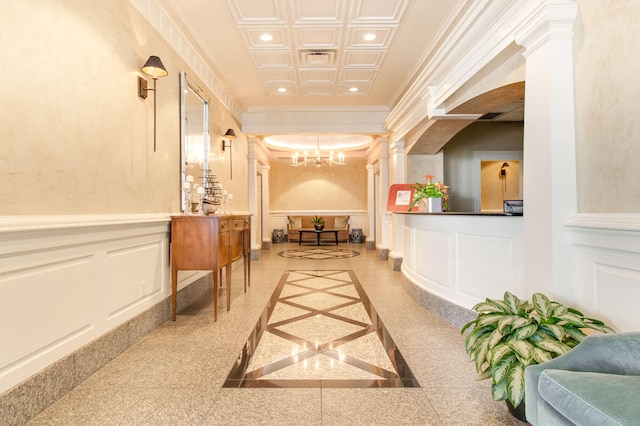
[269,157,368,211]
[574,0,640,213]
[0,0,244,215]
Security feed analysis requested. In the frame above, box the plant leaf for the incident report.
[490,344,513,365]
[532,293,552,318]
[540,324,566,341]
[535,339,571,356]
[486,328,504,350]
[552,304,568,317]
[492,380,508,401]
[506,364,525,407]
[512,323,538,340]
[564,327,587,343]
[557,311,586,327]
[475,313,504,328]
[507,340,533,360]
[492,354,516,385]
[464,326,492,353]
[511,316,533,330]
[473,301,506,314]
[474,339,490,373]
[503,292,521,314]
[585,323,616,334]
[476,370,492,381]
[531,347,553,364]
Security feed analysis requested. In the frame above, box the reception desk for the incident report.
[170,214,251,321]
[397,212,523,311]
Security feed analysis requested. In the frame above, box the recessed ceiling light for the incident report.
[260,33,273,42]
[349,87,359,92]
[363,33,376,41]
[277,87,287,93]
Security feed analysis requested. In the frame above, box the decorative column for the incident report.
[366,164,376,250]
[388,138,406,270]
[260,165,271,251]
[515,0,578,298]
[247,138,261,258]
[377,138,391,260]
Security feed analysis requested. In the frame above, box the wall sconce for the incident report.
[221,128,237,179]
[138,55,168,152]
[500,162,509,176]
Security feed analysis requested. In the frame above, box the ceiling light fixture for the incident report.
[259,33,273,41]
[277,87,287,92]
[349,87,359,92]
[363,33,376,41]
[291,135,346,168]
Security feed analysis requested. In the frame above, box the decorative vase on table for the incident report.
[314,224,324,231]
[419,197,443,212]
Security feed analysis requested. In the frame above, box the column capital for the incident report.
[515,0,578,56]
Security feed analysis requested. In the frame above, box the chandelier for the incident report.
[291,136,346,167]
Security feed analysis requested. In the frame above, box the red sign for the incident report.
[387,184,418,212]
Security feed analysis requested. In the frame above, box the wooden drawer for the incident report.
[232,219,247,230]
[218,218,231,232]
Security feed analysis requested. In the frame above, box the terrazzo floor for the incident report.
[29,243,524,425]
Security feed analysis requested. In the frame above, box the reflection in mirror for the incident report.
[179,71,210,213]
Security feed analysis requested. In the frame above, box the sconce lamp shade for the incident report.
[224,128,237,139]
[141,55,168,79]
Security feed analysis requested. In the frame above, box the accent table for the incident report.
[170,214,251,321]
[298,228,339,246]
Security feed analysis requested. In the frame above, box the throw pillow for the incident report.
[334,216,348,229]
[289,216,302,230]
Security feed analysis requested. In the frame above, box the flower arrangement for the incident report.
[311,216,325,225]
[409,175,449,211]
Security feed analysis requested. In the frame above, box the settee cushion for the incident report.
[539,369,640,426]
[334,216,348,229]
[289,216,302,230]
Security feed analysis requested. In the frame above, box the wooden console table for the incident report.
[170,214,251,321]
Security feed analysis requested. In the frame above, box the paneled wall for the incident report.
[0,215,173,394]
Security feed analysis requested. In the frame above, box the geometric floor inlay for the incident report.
[223,270,420,388]
[277,247,360,259]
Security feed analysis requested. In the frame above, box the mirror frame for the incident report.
[179,71,210,212]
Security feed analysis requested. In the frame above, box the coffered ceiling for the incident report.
[165,0,457,111]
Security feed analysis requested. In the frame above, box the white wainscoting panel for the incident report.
[415,229,452,290]
[458,234,513,301]
[402,213,523,309]
[0,214,171,394]
[568,213,640,332]
[0,256,94,370]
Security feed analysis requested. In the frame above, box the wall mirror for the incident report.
[179,71,209,212]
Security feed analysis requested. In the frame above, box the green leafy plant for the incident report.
[408,175,449,211]
[461,291,615,408]
[311,216,325,225]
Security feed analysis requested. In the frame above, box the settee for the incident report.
[287,215,350,242]
[525,332,640,426]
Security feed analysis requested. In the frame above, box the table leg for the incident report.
[317,232,320,246]
[335,231,338,245]
[172,266,177,321]
[212,268,219,321]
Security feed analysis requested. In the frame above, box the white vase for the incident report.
[419,197,443,212]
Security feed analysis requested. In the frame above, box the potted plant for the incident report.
[408,175,449,212]
[311,216,325,230]
[461,291,615,421]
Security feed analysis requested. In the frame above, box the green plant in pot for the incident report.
[461,291,615,420]
[311,216,325,230]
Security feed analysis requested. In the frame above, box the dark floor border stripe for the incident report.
[223,269,420,388]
